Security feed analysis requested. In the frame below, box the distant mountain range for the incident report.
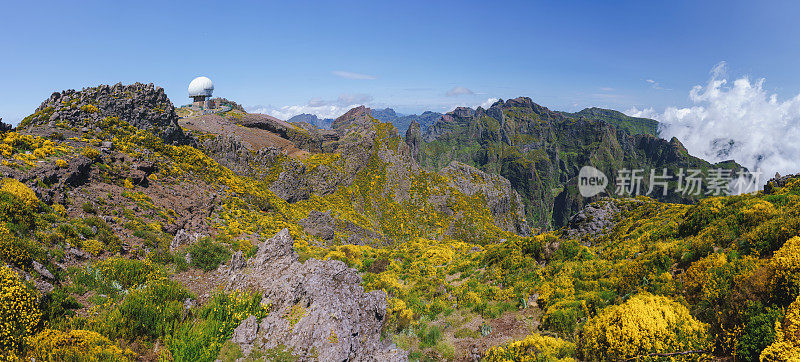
[368,108,442,134]
[406,97,741,229]
[287,113,334,130]
[288,108,442,134]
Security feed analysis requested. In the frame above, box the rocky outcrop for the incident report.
[226,229,406,361]
[562,198,628,242]
[369,108,442,134]
[405,121,422,163]
[288,113,333,130]
[441,161,530,236]
[20,83,188,144]
[170,229,203,251]
[298,210,335,240]
[764,173,800,194]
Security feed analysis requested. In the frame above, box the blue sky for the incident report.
[2,0,799,123]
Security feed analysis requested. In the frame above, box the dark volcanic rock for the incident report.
[562,198,631,242]
[20,83,188,144]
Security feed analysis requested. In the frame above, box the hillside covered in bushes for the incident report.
[0,83,798,361]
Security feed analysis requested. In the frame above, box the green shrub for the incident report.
[74,257,164,296]
[416,323,442,349]
[737,305,783,361]
[81,202,96,214]
[166,291,268,361]
[103,278,190,340]
[83,217,122,254]
[39,287,83,328]
[188,238,231,272]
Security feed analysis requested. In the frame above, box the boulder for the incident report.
[226,229,407,361]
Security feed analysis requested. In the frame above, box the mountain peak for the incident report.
[332,105,372,131]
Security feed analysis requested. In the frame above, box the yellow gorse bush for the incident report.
[0,132,69,166]
[0,266,41,358]
[26,329,135,361]
[485,333,576,362]
[770,236,800,300]
[0,178,39,211]
[581,293,710,361]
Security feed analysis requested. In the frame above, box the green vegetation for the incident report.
[2,91,800,361]
[187,237,231,271]
[561,107,660,137]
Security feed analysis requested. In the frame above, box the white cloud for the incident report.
[307,97,328,107]
[248,103,358,120]
[640,62,800,184]
[646,79,666,90]
[246,94,374,120]
[448,97,499,112]
[480,97,499,109]
[331,70,377,80]
[624,106,659,119]
[446,86,474,97]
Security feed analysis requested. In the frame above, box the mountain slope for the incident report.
[2,84,788,361]
[409,97,744,230]
[559,107,659,136]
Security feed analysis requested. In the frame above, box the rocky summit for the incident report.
[0,83,797,362]
[20,82,188,144]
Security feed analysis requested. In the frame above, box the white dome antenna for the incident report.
[188,76,214,109]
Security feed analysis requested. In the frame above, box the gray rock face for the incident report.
[170,229,202,251]
[22,82,188,144]
[229,251,246,271]
[32,261,54,280]
[227,229,407,361]
[562,198,637,242]
[404,121,422,163]
[298,210,335,240]
[441,161,531,236]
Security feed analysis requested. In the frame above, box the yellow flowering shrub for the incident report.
[26,329,135,361]
[80,104,99,113]
[0,178,38,211]
[770,236,800,302]
[485,333,576,362]
[581,294,710,361]
[82,238,104,256]
[760,294,800,361]
[0,225,37,268]
[81,146,102,161]
[0,178,40,233]
[0,132,69,167]
[0,266,41,358]
[284,304,306,327]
